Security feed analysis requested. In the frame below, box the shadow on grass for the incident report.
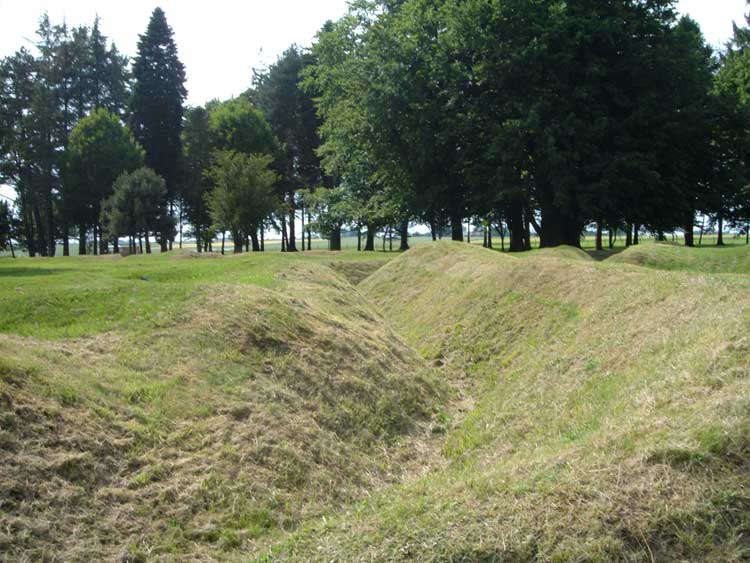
[586,247,627,261]
[0,267,69,278]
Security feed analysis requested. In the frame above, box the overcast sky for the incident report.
[0,0,747,107]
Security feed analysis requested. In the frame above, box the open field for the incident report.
[2,241,750,561]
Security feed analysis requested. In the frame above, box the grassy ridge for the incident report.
[265,242,750,561]
[3,242,750,561]
[0,251,443,561]
[609,242,750,273]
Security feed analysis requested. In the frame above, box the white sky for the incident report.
[0,0,748,204]
[0,1,745,108]
[0,0,350,107]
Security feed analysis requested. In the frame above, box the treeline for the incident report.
[2,2,750,257]
[0,8,326,256]
[303,0,750,250]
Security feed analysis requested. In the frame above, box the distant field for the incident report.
[2,241,750,561]
[3,231,744,258]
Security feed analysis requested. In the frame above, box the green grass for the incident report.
[3,241,750,561]
[0,248,445,561]
[260,242,750,561]
[610,241,750,273]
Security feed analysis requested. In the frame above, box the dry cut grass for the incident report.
[263,242,750,562]
[0,254,443,562]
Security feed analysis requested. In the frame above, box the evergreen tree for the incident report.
[130,7,186,251]
[103,167,171,254]
[182,105,214,251]
[251,46,323,251]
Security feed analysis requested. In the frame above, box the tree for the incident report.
[209,97,279,156]
[206,151,278,253]
[130,7,186,250]
[713,4,750,243]
[251,46,324,251]
[0,200,16,257]
[182,105,214,252]
[102,167,172,254]
[64,108,144,254]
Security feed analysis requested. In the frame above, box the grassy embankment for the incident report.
[0,250,443,561]
[264,242,750,562]
[2,241,750,561]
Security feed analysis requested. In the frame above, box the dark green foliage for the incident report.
[206,151,279,253]
[64,109,144,252]
[208,97,279,156]
[0,13,134,256]
[102,167,172,253]
[307,0,745,249]
[130,7,186,248]
[251,46,324,251]
[182,106,214,251]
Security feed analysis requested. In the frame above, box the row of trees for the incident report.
[0,9,332,256]
[3,2,750,256]
[299,0,750,251]
[0,8,186,256]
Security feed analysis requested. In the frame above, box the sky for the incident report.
[0,0,746,107]
[0,0,748,204]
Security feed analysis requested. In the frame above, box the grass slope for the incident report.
[610,242,750,273]
[266,242,750,562]
[0,251,443,561]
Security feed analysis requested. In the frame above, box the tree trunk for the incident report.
[99,223,108,254]
[261,225,265,252]
[44,189,55,256]
[93,224,98,256]
[634,225,640,246]
[179,206,183,249]
[365,225,375,251]
[145,232,151,254]
[487,224,493,249]
[451,213,463,242]
[508,200,525,252]
[250,230,260,252]
[400,220,409,251]
[538,203,581,248]
[113,237,119,254]
[287,196,297,252]
[684,211,695,247]
[300,207,305,252]
[625,223,633,247]
[221,232,225,255]
[330,225,342,251]
[357,226,362,251]
[62,219,69,256]
[33,205,47,256]
[497,224,505,251]
[78,225,87,256]
[307,226,311,251]
[595,222,603,251]
[466,219,471,244]
[717,215,725,246]
[430,219,437,241]
[138,233,143,254]
[233,231,244,253]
